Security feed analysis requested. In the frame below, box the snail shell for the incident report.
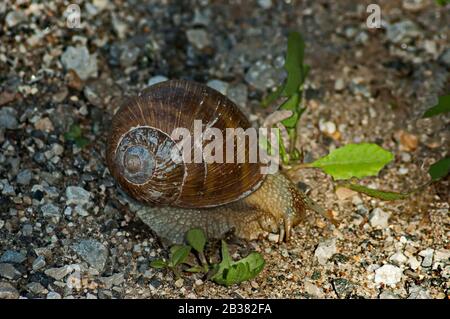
[106,80,265,208]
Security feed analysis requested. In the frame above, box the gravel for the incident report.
[0,0,448,300]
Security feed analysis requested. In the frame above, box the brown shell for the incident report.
[106,79,266,208]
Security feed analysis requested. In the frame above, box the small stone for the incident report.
[389,252,408,265]
[32,256,46,271]
[0,282,19,299]
[332,278,354,298]
[34,117,54,132]
[61,46,98,81]
[402,0,427,12]
[0,91,16,106]
[41,203,60,218]
[186,29,211,50]
[27,282,48,295]
[66,186,91,206]
[46,291,62,299]
[408,256,421,270]
[72,239,108,272]
[304,280,324,298]
[407,285,431,299]
[379,290,400,299]
[268,234,280,243]
[439,48,450,68]
[120,45,141,67]
[335,187,357,200]
[334,78,345,91]
[245,61,278,91]
[44,266,72,280]
[16,169,33,185]
[319,120,337,135]
[147,75,168,86]
[314,238,337,265]
[257,0,272,9]
[399,131,418,151]
[374,264,403,286]
[22,224,33,237]
[206,79,229,95]
[0,263,20,280]
[386,20,421,44]
[0,107,18,130]
[369,208,391,228]
[227,84,248,108]
[99,273,124,289]
[5,11,26,28]
[0,250,26,264]
[174,278,184,288]
[418,248,434,268]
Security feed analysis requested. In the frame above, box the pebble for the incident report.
[0,263,20,280]
[227,84,248,108]
[46,291,62,299]
[32,256,46,271]
[369,208,391,228]
[44,266,73,280]
[22,224,33,237]
[304,280,324,298]
[34,117,54,132]
[374,264,403,286]
[418,248,434,268]
[0,250,26,264]
[386,20,421,44]
[206,79,229,95]
[334,78,345,91]
[439,48,450,68]
[120,45,141,67]
[27,282,48,295]
[319,120,337,135]
[408,256,421,270]
[314,238,337,265]
[379,290,400,299]
[61,46,98,81]
[0,107,19,130]
[72,239,108,272]
[332,278,354,298]
[66,186,91,206]
[99,273,124,289]
[257,0,272,9]
[0,282,19,299]
[268,233,280,243]
[16,169,33,185]
[407,285,431,299]
[174,278,184,288]
[147,75,168,86]
[186,29,211,50]
[40,203,60,219]
[389,252,408,265]
[5,11,26,28]
[245,61,279,91]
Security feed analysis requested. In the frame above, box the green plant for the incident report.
[262,33,449,202]
[150,228,265,286]
[64,124,89,148]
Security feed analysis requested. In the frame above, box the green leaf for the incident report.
[211,241,265,286]
[423,94,450,118]
[435,0,450,6]
[64,124,89,148]
[283,32,305,96]
[186,228,206,253]
[310,143,394,180]
[170,245,191,267]
[185,265,205,273]
[279,93,301,128]
[429,157,450,181]
[150,259,167,269]
[337,183,411,201]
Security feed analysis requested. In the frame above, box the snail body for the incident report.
[107,80,307,244]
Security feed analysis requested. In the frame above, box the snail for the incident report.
[106,79,311,244]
